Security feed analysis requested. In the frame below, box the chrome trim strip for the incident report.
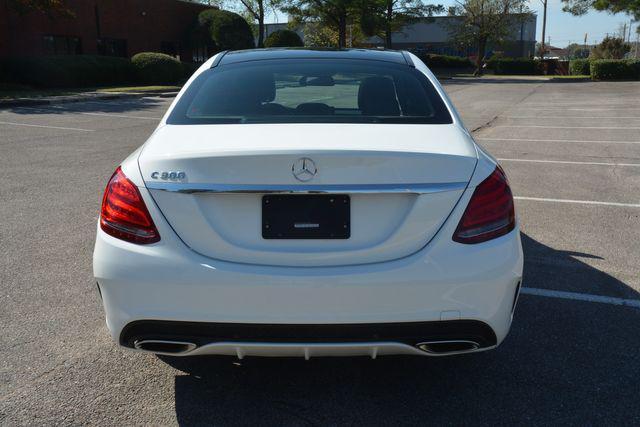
[145,181,468,195]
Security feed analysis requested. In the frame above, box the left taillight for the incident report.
[453,166,515,244]
[100,167,160,244]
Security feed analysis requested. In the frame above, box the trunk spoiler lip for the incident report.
[144,181,468,195]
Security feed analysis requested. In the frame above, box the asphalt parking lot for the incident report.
[1,79,639,425]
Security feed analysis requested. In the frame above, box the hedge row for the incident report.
[131,52,183,85]
[1,53,198,88]
[569,58,591,76]
[590,59,640,80]
[413,53,473,69]
[486,58,541,75]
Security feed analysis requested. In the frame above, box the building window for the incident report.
[43,35,82,55]
[192,44,208,63]
[97,38,128,57]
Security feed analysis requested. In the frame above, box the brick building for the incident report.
[0,0,213,62]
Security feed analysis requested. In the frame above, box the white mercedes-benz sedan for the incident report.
[93,49,523,358]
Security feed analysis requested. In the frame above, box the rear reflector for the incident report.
[453,166,515,244]
[100,167,160,244]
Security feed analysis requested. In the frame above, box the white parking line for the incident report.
[514,107,640,111]
[514,196,640,208]
[13,105,162,121]
[495,125,640,130]
[503,116,640,120]
[477,137,640,145]
[0,121,94,132]
[70,111,160,120]
[498,158,640,167]
[522,287,640,308]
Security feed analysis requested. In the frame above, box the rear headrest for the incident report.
[358,76,400,116]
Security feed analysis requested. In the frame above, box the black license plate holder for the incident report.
[262,195,350,239]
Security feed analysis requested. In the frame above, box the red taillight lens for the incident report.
[100,167,160,244]
[453,166,515,244]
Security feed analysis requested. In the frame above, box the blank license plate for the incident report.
[262,195,350,239]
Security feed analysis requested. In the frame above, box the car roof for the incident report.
[215,48,411,67]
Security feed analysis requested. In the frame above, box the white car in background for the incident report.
[93,49,523,358]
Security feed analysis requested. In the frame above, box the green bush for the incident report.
[264,29,303,48]
[413,53,473,69]
[198,9,254,51]
[569,58,590,75]
[131,52,183,85]
[486,58,541,75]
[590,59,640,80]
[1,55,135,88]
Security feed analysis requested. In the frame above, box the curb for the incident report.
[548,77,591,83]
[0,90,180,109]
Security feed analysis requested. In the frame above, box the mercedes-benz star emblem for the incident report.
[292,157,317,182]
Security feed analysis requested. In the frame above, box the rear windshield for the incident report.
[167,59,452,125]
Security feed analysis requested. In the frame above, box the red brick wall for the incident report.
[1,0,212,60]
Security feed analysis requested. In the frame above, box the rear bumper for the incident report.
[93,185,523,357]
[120,319,498,357]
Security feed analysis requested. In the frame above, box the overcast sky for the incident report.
[265,0,639,47]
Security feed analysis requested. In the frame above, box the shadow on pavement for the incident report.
[6,96,168,116]
[159,232,640,425]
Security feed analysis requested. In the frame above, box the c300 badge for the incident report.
[150,171,186,181]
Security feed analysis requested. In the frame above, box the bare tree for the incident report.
[237,0,268,47]
[449,0,532,76]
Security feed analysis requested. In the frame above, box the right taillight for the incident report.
[100,167,160,244]
[453,166,515,244]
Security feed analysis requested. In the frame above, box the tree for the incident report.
[7,0,72,16]
[235,0,274,47]
[561,0,640,32]
[264,29,305,46]
[197,9,255,51]
[448,0,532,76]
[302,21,341,46]
[282,0,358,48]
[590,36,631,58]
[358,0,443,48]
[566,42,590,58]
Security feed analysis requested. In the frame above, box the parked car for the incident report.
[93,48,523,358]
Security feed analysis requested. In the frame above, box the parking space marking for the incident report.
[496,125,640,130]
[515,196,640,208]
[11,106,162,121]
[0,121,94,132]
[502,116,640,120]
[66,111,160,120]
[477,137,640,145]
[522,287,640,308]
[498,158,640,167]
[513,107,640,112]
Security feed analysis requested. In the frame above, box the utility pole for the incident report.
[540,0,547,58]
[622,22,627,42]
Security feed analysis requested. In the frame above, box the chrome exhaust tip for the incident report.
[133,339,197,355]
[416,340,479,355]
